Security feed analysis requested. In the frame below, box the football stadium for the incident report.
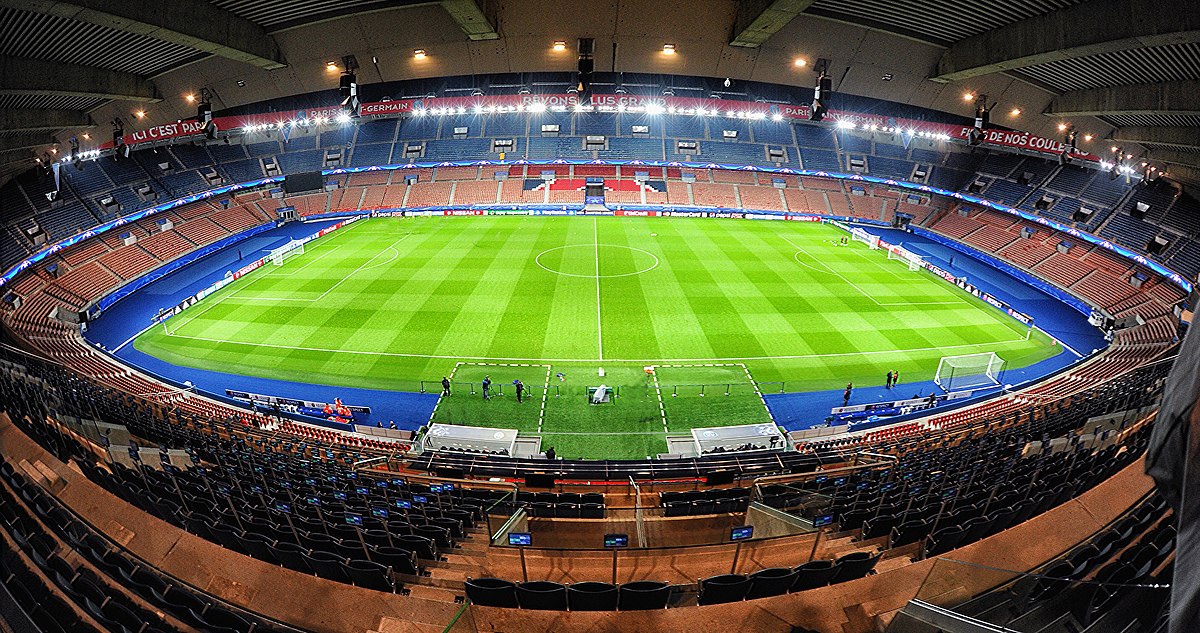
[0,1,1195,632]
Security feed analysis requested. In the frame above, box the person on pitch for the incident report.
[843,382,853,407]
[886,370,894,389]
[441,376,451,397]
[515,379,525,403]
[482,375,491,400]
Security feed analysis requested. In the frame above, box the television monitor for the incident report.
[508,532,532,546]
[730,526,754,541]
[604,534,629,548]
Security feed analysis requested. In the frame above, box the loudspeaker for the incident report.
[1016,171,1034,185]
[1131,202,1150,219]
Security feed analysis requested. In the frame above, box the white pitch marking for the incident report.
[594,217,603,362]
[159,332,1032,364]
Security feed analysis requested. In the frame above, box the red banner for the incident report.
[95,93,1098,163]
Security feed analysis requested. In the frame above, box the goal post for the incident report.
[270,239,305,266]
[887,246,924,271]
[851,227,880,250]
[934,352,1006,392]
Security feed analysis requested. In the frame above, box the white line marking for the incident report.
[739,362,775,423]
[594,217,603,362]
[533,244,659,278]
[165,221,367,332]
[160,332,1032,364]
[783,235,890,307]
[538,364,551,432]
[310,234,411,303]
[113,322,157,353]
[533,431,668,436]
[648,366,668,432]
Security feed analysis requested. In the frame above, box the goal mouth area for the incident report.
[270,240,306,265]
[934,352,1006,392]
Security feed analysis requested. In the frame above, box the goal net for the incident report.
[934,352,1006,392]
[887,246,924,271]
[851,227,880,250]
[270,240,305,266]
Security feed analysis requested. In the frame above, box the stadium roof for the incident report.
[2,0,1199,186]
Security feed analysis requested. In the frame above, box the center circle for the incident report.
[535,244,660,278]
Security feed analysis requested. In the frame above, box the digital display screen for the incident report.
[333,491,347,500]
[305,496,320,505]
[413,495,428,504]
[345,514,363,526]
[396,500,412,509]
[356,487,369,496]
[274,502,290,514]
[508,532,532,546]
[813,515,833,527]
[604,534,628,548]
[730,526,754,541]
[371,507,388,518]
[430,484,444,493]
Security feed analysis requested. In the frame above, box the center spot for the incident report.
[535,244,660,278]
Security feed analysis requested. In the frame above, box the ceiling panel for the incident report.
[0,7,202,76]
[0,94,104,111]
[1104,114,1200,128]
[209,0,425,31]
[806,0,1083,45]
[1016,42,1200,92]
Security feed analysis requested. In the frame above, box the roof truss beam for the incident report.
[1112,127,1200,149]
[439,0,498,41]
[1145,147,1200,168]
[0,109,92,132]
[0,134,55,153]
[0,56,160,102]
[4,0,286,70]
[932,0,1200,82]
[1045,80,1200,117]
[730,0,816,48]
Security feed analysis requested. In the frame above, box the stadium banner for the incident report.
[152,216,362,324]
[92,92,1098,164]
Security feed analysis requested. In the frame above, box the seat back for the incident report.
[465,577,518,608]
[516,581,568,610]
[698,573,750,605]
[617,581,671,610]
[791,559,836,591]
[566,582,618,611]
[745,567,797,600]
[831,551,881,583]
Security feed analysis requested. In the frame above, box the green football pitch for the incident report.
[135,215,1059,459]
